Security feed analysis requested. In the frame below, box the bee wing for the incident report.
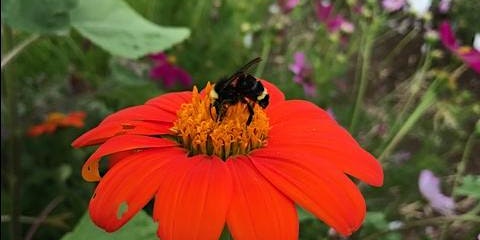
[217,57,262,92]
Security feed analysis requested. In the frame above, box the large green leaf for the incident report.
[70,0,190,59]
[1,0,77,34]
[61,210,157,240]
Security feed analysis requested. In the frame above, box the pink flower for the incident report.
[382,0,406,12]
[289,52,317,97]
[439,21,480,74]
[418,170,455,215]
[278,0,300,14]
[315,1,354,34]
[438,0,451,13]
[149,53,192,88]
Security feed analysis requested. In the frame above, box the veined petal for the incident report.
[259,79,285,105]
[153,155,232,240]
[226,156,298,240]
[82,135,177,182]
[101,105,177,124]
[266,100,383,186]
[146,91,192,114]
[72,120,172,147]
[89,148,185,232]
[250,150,366,236]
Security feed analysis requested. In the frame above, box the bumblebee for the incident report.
[210,57,270,125]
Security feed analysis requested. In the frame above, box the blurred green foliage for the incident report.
[1,0,479,239]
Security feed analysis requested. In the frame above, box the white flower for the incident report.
[407,0,432,17]
[473,33,480,51]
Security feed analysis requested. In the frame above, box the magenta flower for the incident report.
[439,21,480,74]
[382,0,406,12]
[277,0,300,14]
[289,52,317,97]
[418,170,455,215]
[149,53,192,88]
[315,1,354,33]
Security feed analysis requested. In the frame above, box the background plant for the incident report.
[1,0,479,239]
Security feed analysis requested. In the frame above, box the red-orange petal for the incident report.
[259,79,285,105]
[153,155,232,240]
[226,156,298,240]
[72,120,172,147]
[266,100,383,187]
[89,148,185,232]
[146,91,192,114]
[250,150,366,236]
[101,105,176,124]
[81,135,177,182]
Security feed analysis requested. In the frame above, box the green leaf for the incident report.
[297,207,316,222]
[70,0,190,58]
[1,0,77,34]
[455,175,480,199]
[61,210,157,240]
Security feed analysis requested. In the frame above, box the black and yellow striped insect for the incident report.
[210,57,269,125]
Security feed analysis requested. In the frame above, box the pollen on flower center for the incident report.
[171,83,269,159]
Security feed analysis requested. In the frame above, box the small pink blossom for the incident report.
[418,170,455,215]
[289,52,317,97]
[277,0,300,14]
[439,21,480,74]
[315,1,354,34]
[438,0,451,13]
[382,0,406,12]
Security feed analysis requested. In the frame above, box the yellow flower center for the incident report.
[171,83,269,159]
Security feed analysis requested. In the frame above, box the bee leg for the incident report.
[246,102,254,126]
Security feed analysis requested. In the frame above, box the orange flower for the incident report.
[28,111,86,137]
[72,81,383,239]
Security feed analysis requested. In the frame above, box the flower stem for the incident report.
[378,78,440,162]
[451,130,476,199]
[255,32,272,77]
[1,34,40,70]
[349,17,379,134]
[362,214,480,240]
[2,25,22,240]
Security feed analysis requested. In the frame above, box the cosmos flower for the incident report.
[149,52,192,88]
[439,21,480,74]
[438,0,451,13]
[315,1,354,34]
[72,81,383,239]
[289,52,317,97]
[382,0,406,12]
[418,170,455,215]
[407,0,432,17]
[277,0,300,14]
[28,111,86,137]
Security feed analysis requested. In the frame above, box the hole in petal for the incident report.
[117,201,129,220]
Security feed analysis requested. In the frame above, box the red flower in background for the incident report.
[149,53,192,88]
[28,111,86,137]
[73,81,383,239]
[439,21,480,74]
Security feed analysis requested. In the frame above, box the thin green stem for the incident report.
[381,28,419,67]
[451,131,476,199]
[363,214,480,240]
[349,19,377,134]
[2,25,22,240]
[255,32,271,77]
[1,34,40,70]
[378,78,440,162]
